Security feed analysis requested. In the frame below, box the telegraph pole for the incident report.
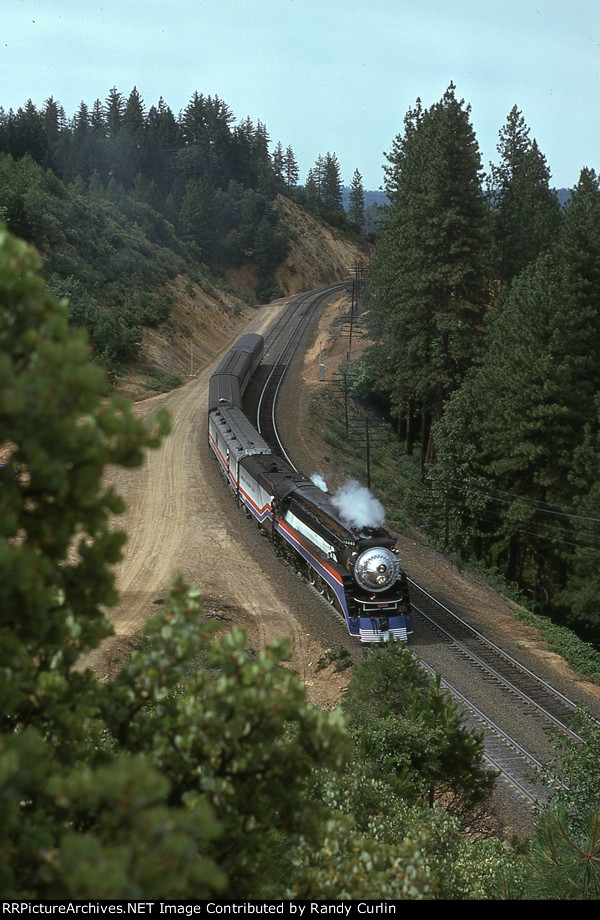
[365,418,371,489]
[347,417,379,489]
[348,260,368,361]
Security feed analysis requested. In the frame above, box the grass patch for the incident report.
[143,370,184,392]
[514,609,600,684]
[316,647,353,672]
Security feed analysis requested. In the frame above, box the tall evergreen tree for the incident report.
[321,151,343,215]
[144,97,180,200]
[559,401,600,636]
[434,237,600,611]
[105,87,125,138]
[348,168,365,229]
[489,105,560,286]
[90,98,106,137]
[271,140,285,186]
[112,86,147,187]
[42,97,66,172]
[283,145,299,190]
[11,100,47,164]
[122,86,146,137]
[434,167,600,625]
[367,84,489,466]
[303,167,320,209]
[312,155,325,205]
[179,92,236,188]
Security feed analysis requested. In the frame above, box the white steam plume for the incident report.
[310,473,328,492]
[330,478,385,529]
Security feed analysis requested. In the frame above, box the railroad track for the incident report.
[409,578,585,803]
[251,283,347,459]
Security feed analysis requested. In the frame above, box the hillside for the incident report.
[273,195,371,293]
[121,195,371,398]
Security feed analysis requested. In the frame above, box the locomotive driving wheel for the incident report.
[323,584,335,605]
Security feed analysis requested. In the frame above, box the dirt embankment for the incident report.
[121,195,371,402]
[273,195,370,294]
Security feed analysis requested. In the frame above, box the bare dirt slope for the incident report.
[273,195,370,293]
[84,302,289,670]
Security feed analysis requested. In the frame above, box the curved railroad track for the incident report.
[247,283,347,458]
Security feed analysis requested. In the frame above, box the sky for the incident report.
[2,0,600,191]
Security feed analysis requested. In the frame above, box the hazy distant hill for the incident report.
[342,187,388,209]
[343,186,572,224]
[341,187,388,233]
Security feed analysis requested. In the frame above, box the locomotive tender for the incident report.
[208,334,412,643]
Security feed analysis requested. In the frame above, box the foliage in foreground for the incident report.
[496,707,600,900]
[341,641,496,821]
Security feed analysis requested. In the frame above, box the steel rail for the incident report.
[417,655,550,803]
[408,577,583,740]
[256,284,347,466]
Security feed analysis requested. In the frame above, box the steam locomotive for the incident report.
[208,333,412,642]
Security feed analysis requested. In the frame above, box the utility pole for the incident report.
[365,418,371,489]
[348,279,355,361]
[348,417,379,489]
[341,372,349,435]
[348,261,368,361]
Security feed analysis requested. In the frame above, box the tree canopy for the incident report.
[360,86,600,643]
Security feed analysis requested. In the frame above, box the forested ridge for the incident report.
[0,86,363,373]
[363,84,600,647]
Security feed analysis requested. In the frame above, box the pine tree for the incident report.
[144,97,180,199]
[42,97,66,171]
[303,166,320,209]
[348,168,365,229]
[283,145,299,190]
[271,140,285,186]
[434,240,600,610]
[122,86,145,134]
[321,151,343,215]
[367,84,489,466]
[104,86,124,138]
[560,405,600,635]
[342,642,495,818]
[11,100,46,163]
[489,105,560,286]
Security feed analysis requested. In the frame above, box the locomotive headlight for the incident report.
[354,548,400,592]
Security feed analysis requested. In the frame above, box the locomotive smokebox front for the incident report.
[353,547,401,592]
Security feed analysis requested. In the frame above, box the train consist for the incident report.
[208,334,412,643]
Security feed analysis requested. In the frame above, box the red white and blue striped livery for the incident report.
[208,334,412,643]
